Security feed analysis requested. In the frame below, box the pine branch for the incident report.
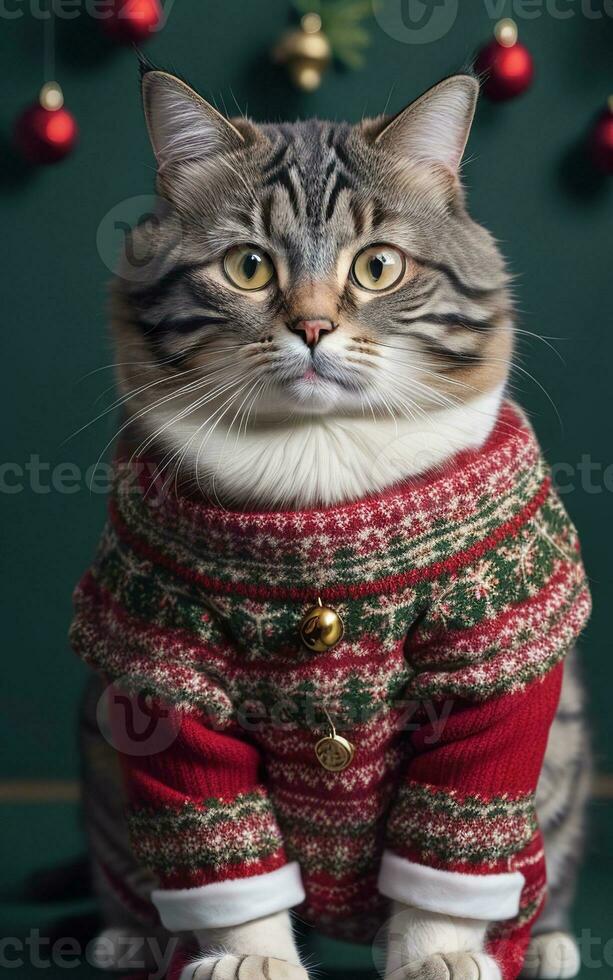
[291,0,375,70]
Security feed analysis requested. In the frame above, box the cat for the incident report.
[74,68,591,980]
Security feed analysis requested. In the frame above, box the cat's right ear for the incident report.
[141,69,249,172]
[366,74,479,177]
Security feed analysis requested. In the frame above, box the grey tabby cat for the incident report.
[80,67,591,980]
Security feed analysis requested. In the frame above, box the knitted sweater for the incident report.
[71,402,590,980]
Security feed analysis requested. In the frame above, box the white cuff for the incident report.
[378,851,525,921]
[152,862,305,931]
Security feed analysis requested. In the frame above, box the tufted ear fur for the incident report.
[373,74,479,176]
[141,69,251,171]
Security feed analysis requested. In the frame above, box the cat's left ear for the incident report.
[141,68,255,171]
[371,74,479,176]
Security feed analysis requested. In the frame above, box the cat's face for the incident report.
[112,71,512,474]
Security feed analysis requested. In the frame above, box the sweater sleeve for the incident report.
[378,486,591,926]
[106,688,305,931]
[378,667,562,920]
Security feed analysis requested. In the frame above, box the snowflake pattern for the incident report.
[71,406,591,948]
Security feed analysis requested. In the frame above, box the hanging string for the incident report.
[43,0,55,84]
[322,706,336,736]
[40,0,63,110]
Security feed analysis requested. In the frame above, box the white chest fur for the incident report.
[147,387,504,510]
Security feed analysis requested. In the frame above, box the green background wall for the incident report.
[1,1,612,790]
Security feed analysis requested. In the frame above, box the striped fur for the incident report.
[111,72,512,509]
[83,70,591,975]
[533,649,592,936]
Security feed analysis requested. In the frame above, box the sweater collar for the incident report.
[110,402,548,601]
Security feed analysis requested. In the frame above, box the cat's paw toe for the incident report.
[521,932,581,979]
[216,956,242,980]
[237,956,308,980]
[389,951,500,980]
[192,954,239,980]
[192,955,307,980]
[390,953,452,980]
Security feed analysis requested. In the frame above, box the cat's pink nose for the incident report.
[290,318,335,348]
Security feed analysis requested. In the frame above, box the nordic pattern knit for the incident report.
[70,402,591,980]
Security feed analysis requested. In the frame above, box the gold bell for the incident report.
[300,598,343,653]
[272,13,332,92]
[315,711,355,772]
[315,733,355,772]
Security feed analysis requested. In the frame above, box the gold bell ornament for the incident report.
[273,1,374,92]
[273,13,332,92]
[315,710,355,772]
[300,597,344,653]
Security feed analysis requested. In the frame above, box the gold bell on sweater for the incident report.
[272,13,332,92]
[300,598,344,653]
[315,733,355,772]
[315,712,355,772]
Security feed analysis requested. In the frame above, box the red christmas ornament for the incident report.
[590,97,613,174]
[13,82,78,165]
[101,0,163,44]
[476,19,534,102]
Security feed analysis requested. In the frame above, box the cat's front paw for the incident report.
[387,951,501,980]
[190,954,308,980]
[521,932,581,979]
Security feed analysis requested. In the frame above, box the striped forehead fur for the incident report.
[110,71,514,508]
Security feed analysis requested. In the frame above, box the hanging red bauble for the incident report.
[589,97,613,174]
[13,82,78,165]
[475,19,534,102]
[101,0,163,44]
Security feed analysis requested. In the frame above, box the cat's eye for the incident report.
[351,245,406,292]
[223,245,275,291]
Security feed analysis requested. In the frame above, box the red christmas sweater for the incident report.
[71,402,591,980]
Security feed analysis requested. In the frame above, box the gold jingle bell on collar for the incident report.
[300,598,344,653]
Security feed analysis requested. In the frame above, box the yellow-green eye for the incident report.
[223,245,275,291]
[352,245,406,292]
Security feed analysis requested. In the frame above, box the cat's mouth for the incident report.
[272,361,366,414]
[289,363,363,392]
[289,367,341,394]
